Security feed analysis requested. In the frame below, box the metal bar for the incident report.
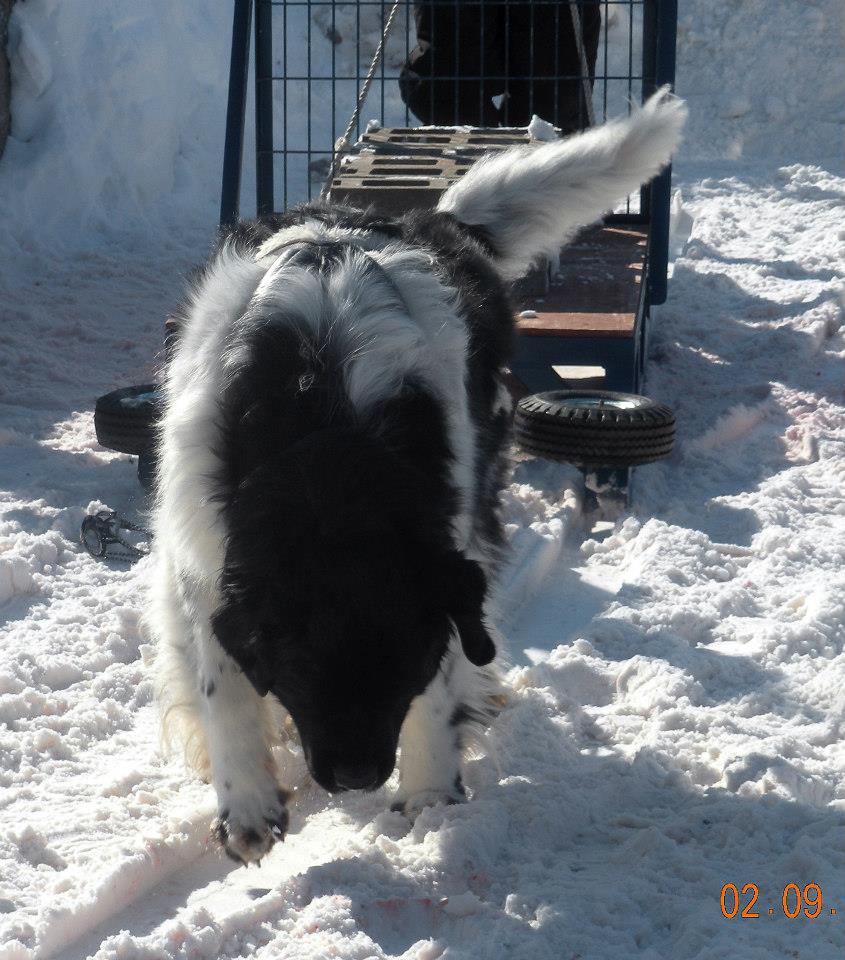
[479,0,485,124]
[219,0,253,226]
[331,0,337,193]
[503,0,510,124]
[306,0,313,200]
[453,0,459,123]
[647,0,678,304]
[602,0,609,120]
[528,0,535,120]
[404,0,411,125]
[627,0,634,110]
[639,0,656,223]
[283,0,288,207]
[627,0,634,212]
[553,2,560,124]
[380,0,387,124]
[255,0,275,215]
[428,0,435,125]
[356,0,362,140]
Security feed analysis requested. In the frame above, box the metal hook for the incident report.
[80,510,151,561]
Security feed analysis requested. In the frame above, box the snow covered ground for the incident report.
[2,1,845,958]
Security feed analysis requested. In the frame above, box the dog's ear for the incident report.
[211,590,272,697]
[442,553,496,667]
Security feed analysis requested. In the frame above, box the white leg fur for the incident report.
[437,86,687,281]
[200,637,289,865]
[150,558,288,864]
[393,676,466,815]
[393,634,502,816]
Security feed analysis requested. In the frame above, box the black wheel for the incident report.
[514,390,675,467]
[94,384,162,455]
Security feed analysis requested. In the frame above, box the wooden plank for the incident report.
[518,312,635,337]
[515,224,647,339]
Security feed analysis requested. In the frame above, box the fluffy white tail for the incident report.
[437,87,687,280]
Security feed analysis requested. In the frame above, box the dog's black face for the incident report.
[212,538,493,793]
[211,430,495,794]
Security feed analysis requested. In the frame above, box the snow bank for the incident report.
[675,0,845,163]
[1,1,232,245]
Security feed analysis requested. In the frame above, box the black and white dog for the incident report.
[149,90,685,863]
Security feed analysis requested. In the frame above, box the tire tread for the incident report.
[514,389,675,467]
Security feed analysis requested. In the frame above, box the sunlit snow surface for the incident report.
[2,0,845,957]
[2,159,843,960]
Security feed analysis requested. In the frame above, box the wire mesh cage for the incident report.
[221,0,677,300]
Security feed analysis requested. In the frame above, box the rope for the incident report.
[321,0,402,200]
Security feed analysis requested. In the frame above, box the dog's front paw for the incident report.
[391,777,467,819]
[213,787,290,865]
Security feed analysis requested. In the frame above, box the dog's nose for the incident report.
[333,763,379,791]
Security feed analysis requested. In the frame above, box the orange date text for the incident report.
[720,883,837,919]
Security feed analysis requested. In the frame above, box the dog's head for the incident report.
[211,428,495,794]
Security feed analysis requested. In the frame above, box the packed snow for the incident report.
[1,1,844,958]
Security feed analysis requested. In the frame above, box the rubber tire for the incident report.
[94,384,161,456]
[514,390,675,467]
